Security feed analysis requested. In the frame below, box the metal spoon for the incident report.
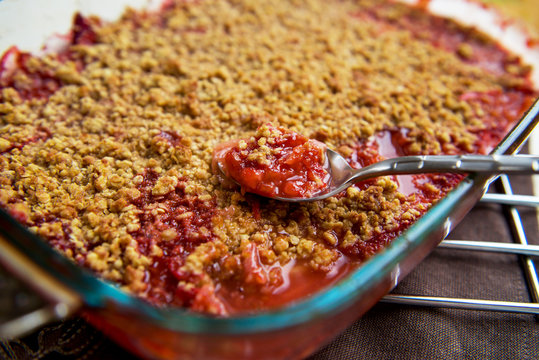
[219,151,539,202]
[283,151,539,201]
[218,98,539,202]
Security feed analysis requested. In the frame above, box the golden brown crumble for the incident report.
[0,0,536,314]
[245,124,283,165]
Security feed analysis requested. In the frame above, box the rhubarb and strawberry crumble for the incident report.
[0,0,536,315]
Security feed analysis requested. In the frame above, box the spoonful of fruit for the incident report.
[213,101,539,202]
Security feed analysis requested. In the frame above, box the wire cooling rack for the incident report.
[381,172,539,315]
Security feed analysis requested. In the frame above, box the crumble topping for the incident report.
[0,0,536,314]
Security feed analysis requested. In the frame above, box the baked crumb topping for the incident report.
[0,0,536,314]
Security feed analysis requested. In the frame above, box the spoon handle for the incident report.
[352,154,539,181]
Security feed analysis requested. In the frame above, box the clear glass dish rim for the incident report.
[2,104,534,335]
[0,166,480,333]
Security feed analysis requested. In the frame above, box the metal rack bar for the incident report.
[497,175,539,304]
[480,193,539,207]
[381,295,539,315]
[438,240,539,258]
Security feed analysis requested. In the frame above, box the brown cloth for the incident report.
[1,172,538,359]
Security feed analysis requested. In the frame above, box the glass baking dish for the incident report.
[0,0,538,359]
